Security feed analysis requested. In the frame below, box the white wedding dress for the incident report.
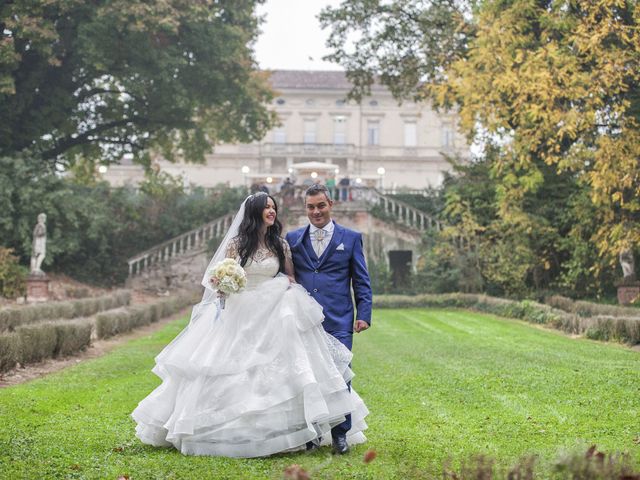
[131,251,369,457]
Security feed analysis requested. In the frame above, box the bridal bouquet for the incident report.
[208,258,247,309]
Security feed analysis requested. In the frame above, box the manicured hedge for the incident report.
[0,290,131,332]
[95,293,195,339]
[0,292,196,373]
[0,319,93,372]
[374,293,640,345]
[545,295,640,318]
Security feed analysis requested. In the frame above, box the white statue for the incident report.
[619,247,636,280]
[30,213,47,275]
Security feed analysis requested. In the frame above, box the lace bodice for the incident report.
[226,238,292,288]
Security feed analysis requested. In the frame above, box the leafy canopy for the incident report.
[0,0,276,168]
[322,0,640,263]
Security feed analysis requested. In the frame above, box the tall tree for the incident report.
[0,0,276,169]
[322,0,640,267]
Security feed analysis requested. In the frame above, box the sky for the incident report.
[254,0,344,71]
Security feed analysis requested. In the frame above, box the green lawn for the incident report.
[0,309,638,479]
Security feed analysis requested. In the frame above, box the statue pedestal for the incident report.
[27,274,50,303]
[616,281,640,305]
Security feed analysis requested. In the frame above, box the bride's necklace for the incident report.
[252,241,275,262]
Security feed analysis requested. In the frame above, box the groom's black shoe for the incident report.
[305,441,320,452]
[331,434,349,455]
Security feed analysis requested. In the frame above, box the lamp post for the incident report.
[377,166,386,190]
[241,165,250,191]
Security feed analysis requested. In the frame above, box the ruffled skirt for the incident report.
[131,276,368,457]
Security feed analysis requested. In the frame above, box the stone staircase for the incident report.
[367,188,442,232]
[126,213,234,290]
[125,188,447,289]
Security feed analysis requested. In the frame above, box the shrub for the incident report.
[545,295,640,319]
[53,320,92,357]
[374,293,640,345]
[95,310,129,339]
[0,247,27,299]
[95,292,195,339]
[545,295,575,313]
[0,333,20,372]
[0,289,132,332]
[16,323,58,364]
[64,287,90,299]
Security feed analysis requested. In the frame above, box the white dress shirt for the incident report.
[309,221,334,258]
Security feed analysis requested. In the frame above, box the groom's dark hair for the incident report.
[305,184,332,201]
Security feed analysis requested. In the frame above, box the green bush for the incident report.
[16,323,58,364]
[0,320,93,372]
[0,157,246,287]
[53,321,92,357]
[0,292,196,371]
[95,292,195,339]
[374,293,640,345]
[95,310,129,339]
[64,287,90,299]
[0,247,27,299]
[0,290,131,332]
[0,333,20,372]
[545,295,640,318]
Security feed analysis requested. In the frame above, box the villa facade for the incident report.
[104,70,470,190]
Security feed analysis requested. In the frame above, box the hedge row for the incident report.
[0,292,197,373]
[374,293,640,345]
[544,295,640,318]
[0,319,93,372]
[0,290,131,332]
[95,293,196,339]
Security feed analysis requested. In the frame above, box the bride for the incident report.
[131,192,368,457]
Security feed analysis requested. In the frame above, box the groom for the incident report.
[285,184,372,455]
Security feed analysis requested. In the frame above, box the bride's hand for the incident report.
[216,290,227,299]
[287,275,296,284]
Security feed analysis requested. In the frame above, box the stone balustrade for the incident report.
[367,189,442,232]
[127,213,234,279]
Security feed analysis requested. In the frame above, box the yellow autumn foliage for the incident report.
[428,0,640,264]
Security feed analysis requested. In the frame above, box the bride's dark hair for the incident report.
[237,192,285,272]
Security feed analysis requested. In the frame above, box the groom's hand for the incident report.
[354,320,369,333]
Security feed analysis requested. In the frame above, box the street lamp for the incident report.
[241,165,250,190]
[377,166,386,190]
[98,165,108,174]
[310,171,318,180]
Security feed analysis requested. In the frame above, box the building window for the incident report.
[336,99,346,107]
[369,100,379,107]
[404,122,417,147]
[275,98,286,105]
[442,127,454,148]
[333,116,347,144]
[273,127,286,144]
[305,98,315,106]
[367,120,380,146]
[304,120,316,144]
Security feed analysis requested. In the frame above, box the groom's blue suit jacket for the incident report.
[286,222,372,350]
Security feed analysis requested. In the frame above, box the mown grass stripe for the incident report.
[0,308,638,479]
